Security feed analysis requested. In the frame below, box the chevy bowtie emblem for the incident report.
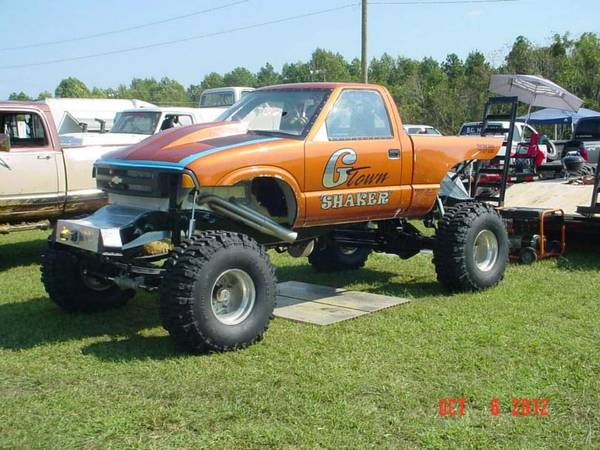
[111,176,123,185]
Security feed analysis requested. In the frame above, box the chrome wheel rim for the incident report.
[339,246,358,256]
[210,269,256,325]
[473,230,499,272]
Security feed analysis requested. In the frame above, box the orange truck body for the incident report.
[46,83,510,353]
[103,83,501,226]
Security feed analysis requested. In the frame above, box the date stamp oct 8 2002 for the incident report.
[438,398,550,417]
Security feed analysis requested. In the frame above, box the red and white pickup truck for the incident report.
[0,101,112,231]
[0,102,215,232]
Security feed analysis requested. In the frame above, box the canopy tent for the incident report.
[489,74,587,139]
[489,74,584,112]
[517,107,600,125]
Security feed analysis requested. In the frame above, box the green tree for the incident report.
[442,53,465,82]
[256,63,281,86]
[113,84,133,99]
[187,84,204,104]
[8,91,32,101]
[223,67,257,87]
[505,36,535,74]
[309,48,351,81]
[200,72,225,90]
[463,51,494,126]
[570,32,600,108]
[90,87,108,98]
[127,78,156,101]
[36,91,53,100]
[369,53,397,86]
[127,77,189,105]
[387,57,422,124]
[348,57,362,81]
[55,77,91,98]
[281,62,311,83]
[154,77,189,105]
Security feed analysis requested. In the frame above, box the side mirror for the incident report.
[0,133,10,152]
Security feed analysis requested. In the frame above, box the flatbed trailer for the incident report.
[503,174,600,238]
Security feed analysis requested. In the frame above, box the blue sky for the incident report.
[0,0,597,99]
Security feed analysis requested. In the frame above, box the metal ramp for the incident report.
[576,168,600,216]
[471,96,519,207]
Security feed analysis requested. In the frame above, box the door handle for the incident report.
[388,148,400,159]
[37,154,51,160]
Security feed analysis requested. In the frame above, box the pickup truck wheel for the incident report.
[41,246,133,312]
[308,240,371,272]
[546,141,559,161]
[433,202,508,292]
[159,231,276,353]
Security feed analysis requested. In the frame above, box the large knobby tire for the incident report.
[41,245,133,312]
[433,202,508,292]
[308,239,371,272]
[160,231,276,353]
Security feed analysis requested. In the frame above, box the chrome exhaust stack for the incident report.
[201,195,298,244]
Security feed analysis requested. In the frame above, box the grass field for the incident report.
[0,230,599,449]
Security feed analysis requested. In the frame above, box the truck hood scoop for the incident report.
[97,121,284,171]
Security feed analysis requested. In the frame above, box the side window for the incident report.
[176,115,193,126]
[200,92,235,107]
[512,126,522,143]
[161,114,192,130]
[0,112,48,148]
[325,90,393,140]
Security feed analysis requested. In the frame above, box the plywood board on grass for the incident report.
[275,281,410,325]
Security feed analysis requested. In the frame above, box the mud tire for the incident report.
[160,231,276,353]
[433,201,508,292]
[41,245,133,312]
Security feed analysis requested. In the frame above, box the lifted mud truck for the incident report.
[42,83,509,353]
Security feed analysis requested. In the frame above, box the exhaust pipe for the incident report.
[200,195,298,244]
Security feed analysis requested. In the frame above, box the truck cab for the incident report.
[562,116,600,163]
[459,120,557,161]
[110,107,215,135]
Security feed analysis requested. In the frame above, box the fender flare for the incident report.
[217,166,305,226]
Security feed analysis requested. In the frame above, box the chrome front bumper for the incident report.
[55,204,169,254]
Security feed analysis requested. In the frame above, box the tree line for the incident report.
[8,33,600,135]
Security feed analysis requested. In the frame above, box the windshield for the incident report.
[200,91,235,107]
[217,89,331,137]
[111,111,161,135]
[574,117,600,139]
